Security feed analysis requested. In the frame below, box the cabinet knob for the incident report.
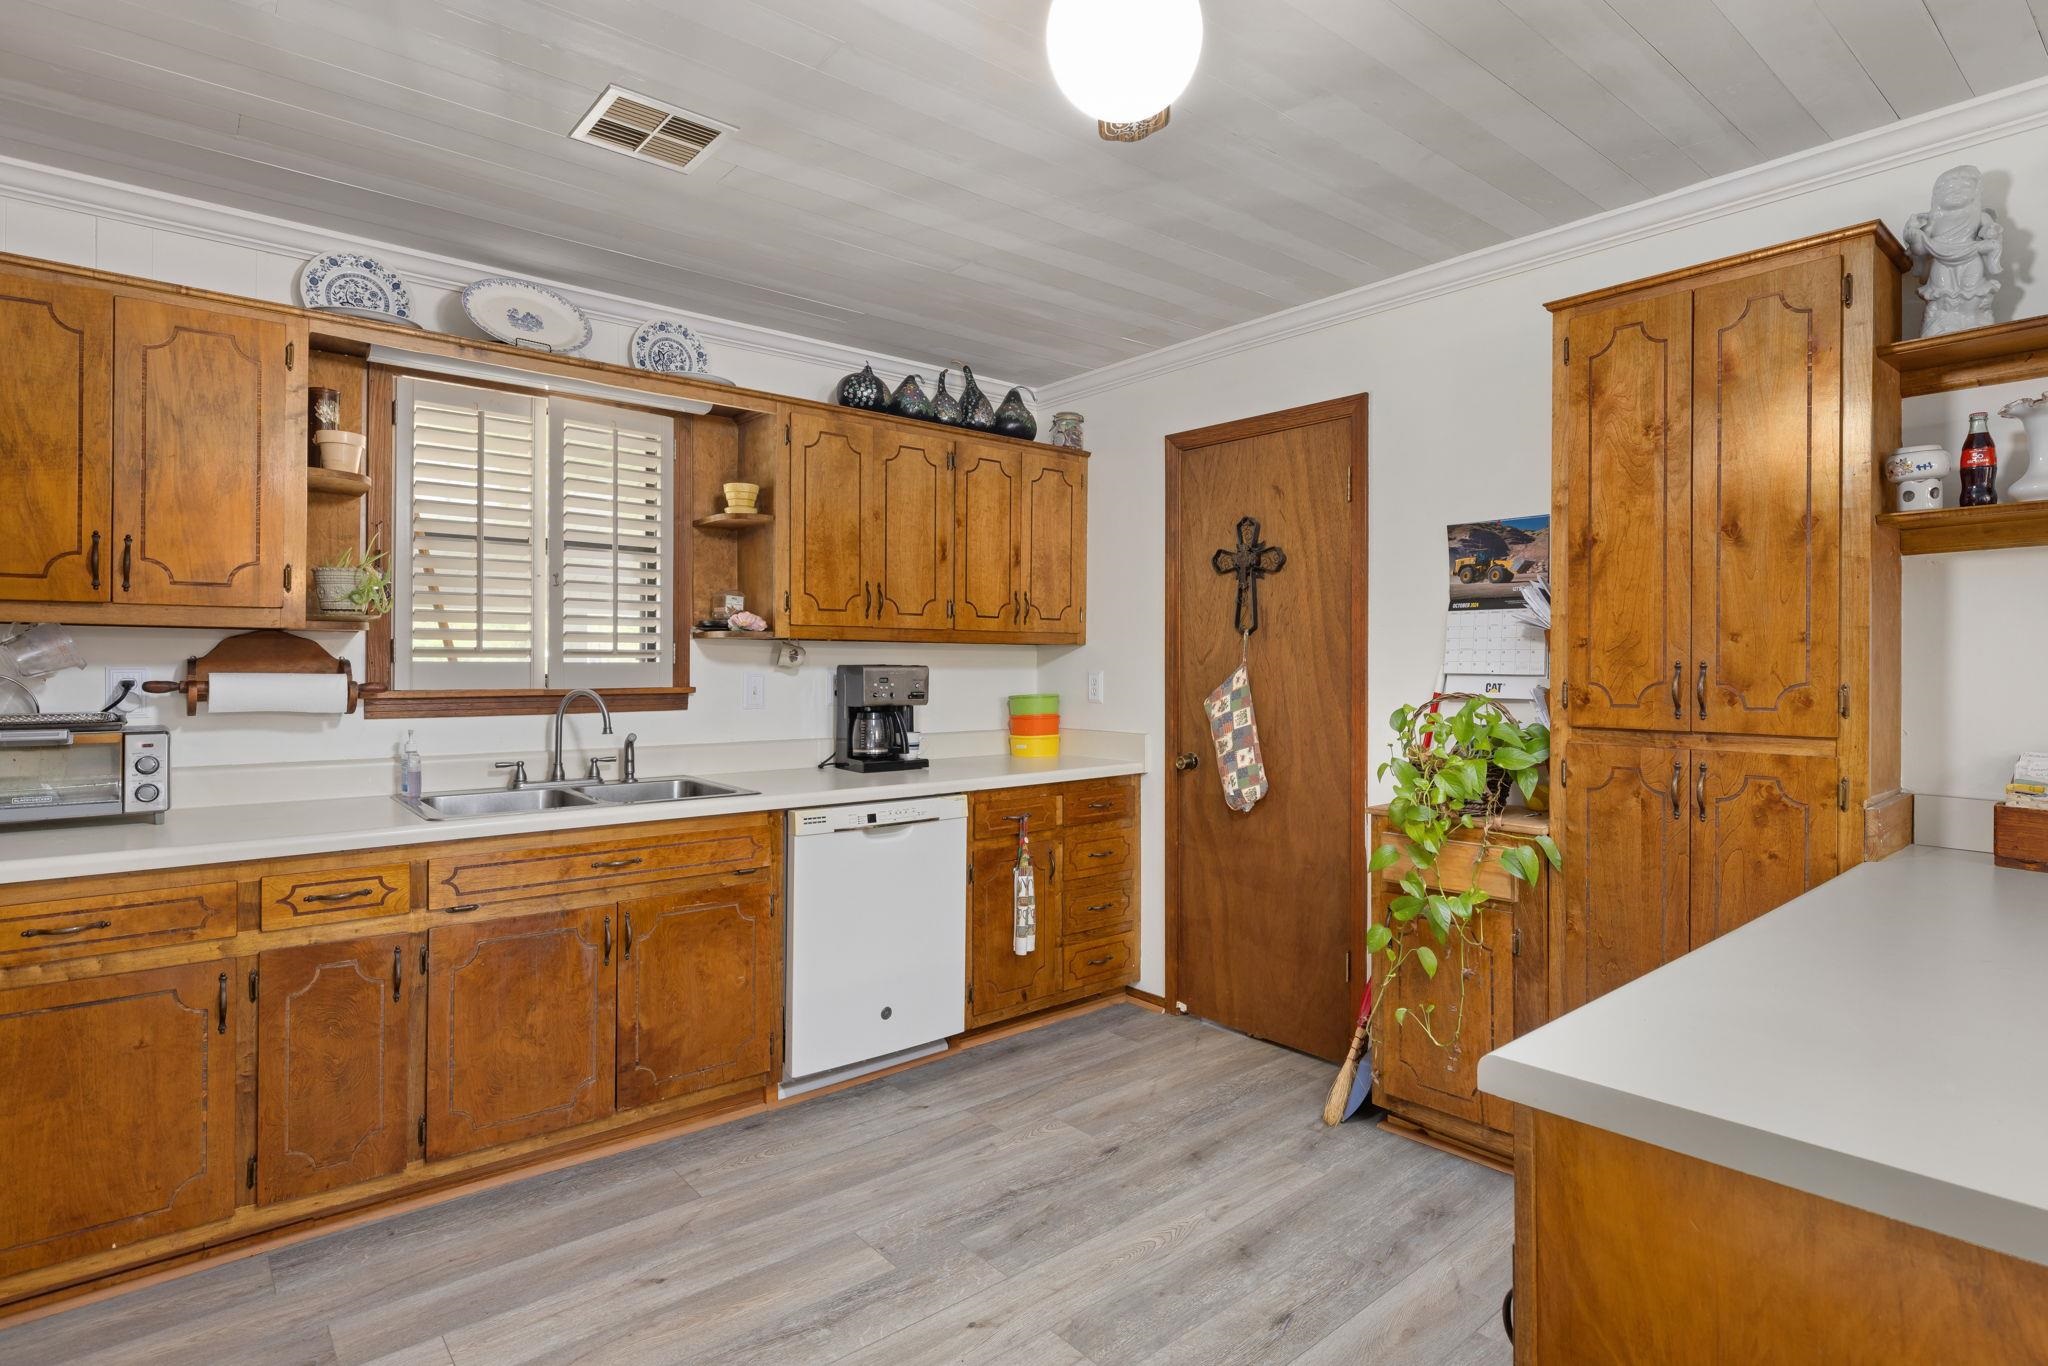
[1174,752,1199,772]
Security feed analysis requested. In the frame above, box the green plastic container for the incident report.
[1007,692,1060,716]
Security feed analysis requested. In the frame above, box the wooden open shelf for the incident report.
[1882,315,2048,397]
[1879,500,2048,554]
[690,625,779,640]
[691,512,772,531]
[307,467,371,498]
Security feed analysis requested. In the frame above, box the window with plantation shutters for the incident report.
[390,378,674,694]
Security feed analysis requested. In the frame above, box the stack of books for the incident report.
[2006,753,2048,811]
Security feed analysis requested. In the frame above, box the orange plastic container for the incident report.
[1008,712,1060,736]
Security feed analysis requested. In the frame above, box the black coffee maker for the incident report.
[831,665,929,772]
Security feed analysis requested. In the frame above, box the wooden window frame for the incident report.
[363,365,694,718]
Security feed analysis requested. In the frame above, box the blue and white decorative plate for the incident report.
[630,319,714,376]
[298,250,413,321]
[460,277,593,353]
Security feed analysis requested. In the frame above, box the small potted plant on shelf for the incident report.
[1365,695,1560,1058]
[313,538,393,620]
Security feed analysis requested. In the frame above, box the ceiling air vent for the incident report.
[570,85,733,174]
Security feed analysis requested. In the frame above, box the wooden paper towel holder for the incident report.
[143,630,360,716]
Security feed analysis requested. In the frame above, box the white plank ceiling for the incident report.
[0,0,2040,383]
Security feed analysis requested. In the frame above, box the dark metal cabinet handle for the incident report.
[392,946,403,1002]
[303,887,372,904]
[863,582,872,618]
[1695,762,1708,822]
[21,920,111,938]
[623,913,634,960]
[284,563,293,593]
[1087,850,1112,859]
[1086,902,1115,913]
[217,972,228,1034]
[1087,799,1113,811]
[1669,662,1682,720]
[1669,762,1682,821]
[88,531,101,590]
[1086,955,1113,967]
[591,856,643,870]
[1696,662,1708,721]
[121,534,132,592]
[603,915,613,965]
[442,903,480,915]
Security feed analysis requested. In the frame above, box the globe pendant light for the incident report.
[1046,0,1204,126]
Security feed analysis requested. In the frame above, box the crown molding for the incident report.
[0,151,989,390]
[1040,76,2048,406]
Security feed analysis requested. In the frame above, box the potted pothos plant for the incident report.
[1366,695,1561,1054]
[312,538,393,620]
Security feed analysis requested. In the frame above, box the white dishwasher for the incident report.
[784,794,967,1090]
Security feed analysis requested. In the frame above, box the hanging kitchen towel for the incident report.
[1205,635,1269,813]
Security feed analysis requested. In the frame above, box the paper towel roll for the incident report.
[206,672,350,714]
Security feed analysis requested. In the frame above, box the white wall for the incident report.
[0,158,1042,783]
[1040,92,2048,995]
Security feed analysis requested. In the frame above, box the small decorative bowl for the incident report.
[723,481,760,513]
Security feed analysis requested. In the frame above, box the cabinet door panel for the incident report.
[870,429,954,631]
[1563,295,1690,730]
[955,442,1022,633]
[0,273,112,604]
[0,961,238,1278]
[787,411,872,630]
[1690,747,1839,947]
[258,935,418,1204]
[1021,450,1086,637]
[427,906,614,1158]
[1557,740,1690,1013]
[113,298,297,609]
[968,838,1059,1022]
[617,881,774,1109]
[1691,259,1841,737]
[1376,902,1500,1128]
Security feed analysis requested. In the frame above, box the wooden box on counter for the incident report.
[1993,803,2048,873]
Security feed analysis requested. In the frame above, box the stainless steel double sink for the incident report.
[402,776,755,821]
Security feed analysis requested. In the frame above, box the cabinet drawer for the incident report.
[260,864,411,931]
[1061,934,1136,991]
[429,819,772,910]
[1062,826,1135,881]
[1062,777,1135,826]
[971,785,1061,842]
[1062,878,1134,941]
[0,881,237,965]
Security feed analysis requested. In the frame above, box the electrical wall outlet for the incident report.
[1086,670,1105,703]
[742,671,767,711]
[102,665,155,704]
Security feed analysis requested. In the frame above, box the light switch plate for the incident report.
[742,672,767,711]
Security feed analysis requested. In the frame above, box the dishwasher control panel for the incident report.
[792,794,966,835]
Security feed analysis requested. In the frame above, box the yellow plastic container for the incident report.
[1009,733,1061,760]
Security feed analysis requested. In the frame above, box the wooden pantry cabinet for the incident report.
[1546,224,1907,1016]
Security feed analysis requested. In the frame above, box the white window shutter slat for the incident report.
[546,398,673,689]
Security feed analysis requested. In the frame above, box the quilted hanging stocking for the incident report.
[1204,632,1269,813]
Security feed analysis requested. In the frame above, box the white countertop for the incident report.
[1479,845,2048,1266]
[0,753,1145,885]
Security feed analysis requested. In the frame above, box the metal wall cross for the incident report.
[1211,516,1287,635]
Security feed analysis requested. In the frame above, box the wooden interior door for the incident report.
[1167,395,1367,1062]
[112,297,297,609]
[1689,745,1839,947]
[0,961,239,1279]
[1020,449,1087,638]
[616,881,774,1109]
[968,836,1059,1023]
[257,935,419,1205]
[787,410,872,630]
[1555,738,1691,1014]
[426,906,615,1159]
[0,272,112,604]
[954,439,1023,634]
[1690,258,1842,737]
[1562,293,1691,730]
[868,427,953,632]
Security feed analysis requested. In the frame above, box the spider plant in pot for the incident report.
[1366,696,1560,1057]
[313,538,393,620]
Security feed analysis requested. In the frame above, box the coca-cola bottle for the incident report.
[1961,410,1998,506]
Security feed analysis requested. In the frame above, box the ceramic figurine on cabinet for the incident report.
[1998,394,2048,502]
[930,369,964,426]
[836,362,889,410]
[995,386,1038,440]
[1885,444,1952,512]
[1903,164,2003,337]
[959,366,997,430]
[890,373,934,421]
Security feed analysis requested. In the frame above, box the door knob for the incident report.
[1175,752,1199,772]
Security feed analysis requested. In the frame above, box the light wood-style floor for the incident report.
[0,1005,1512,1365]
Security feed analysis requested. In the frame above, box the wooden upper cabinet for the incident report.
[1689,746,1839,948]
[113,297,302,610]
[1562,294,1690,731]
[968,837,1059,1023]
[0,960,239,1279]
[787,410,873,631]
[257,935,419,1205]
[955,440,1023,634]
[1690,259,1842,738]
[1556,739,1690,1015]
[426,905,615,1159]
[1021,449,1086,638]
[0,272,112,605]
[868,427,954,631]
[617,881,775,1109]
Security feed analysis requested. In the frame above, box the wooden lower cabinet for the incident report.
[969,836,1061,1019]
[617,881,776,1108]
[1690,745,1840,946]
[256,935,421,1204]
[426,905,617,1159]
[0,961,241,1279]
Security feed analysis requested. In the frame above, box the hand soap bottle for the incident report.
[398,730,423,803]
